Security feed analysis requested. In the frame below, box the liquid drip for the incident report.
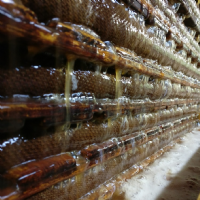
[95,65,102,74]
[115,68,122,117]
[115,68,122,99]
[107,118,112,142]
[65,58,75,123]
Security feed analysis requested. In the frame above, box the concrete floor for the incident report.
[117,129,200,200]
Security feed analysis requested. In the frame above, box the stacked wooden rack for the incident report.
[0,0,200,199]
